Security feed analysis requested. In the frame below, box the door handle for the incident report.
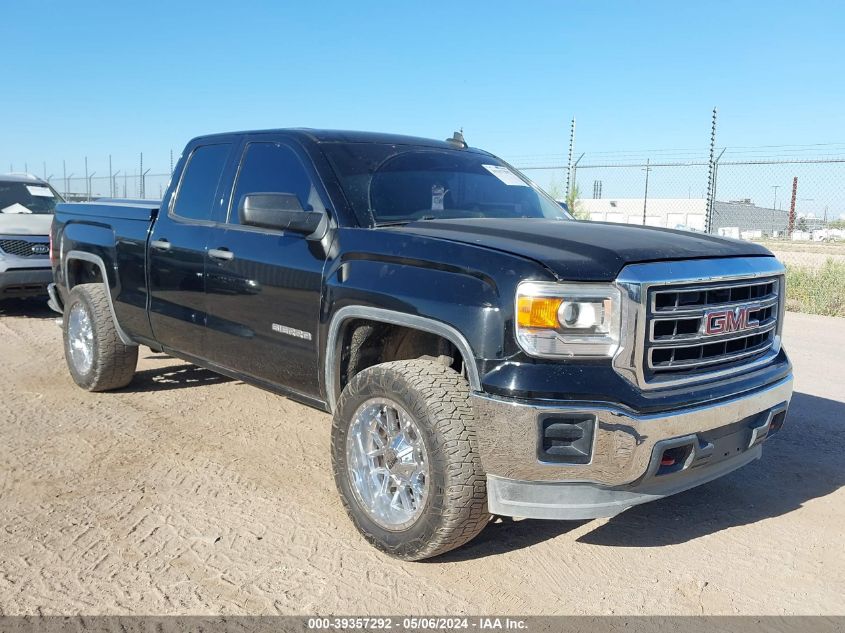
[208,247,234,262]
[150,239,171,251]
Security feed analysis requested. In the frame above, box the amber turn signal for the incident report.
[517,296,563,328]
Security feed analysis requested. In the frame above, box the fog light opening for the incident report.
[657,444,693,476]
[768,410,787,436]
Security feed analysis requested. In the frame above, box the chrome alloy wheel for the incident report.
[67,303,95,375]
[346,397,430,530]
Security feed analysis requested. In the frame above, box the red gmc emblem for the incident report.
[703,306,758,335]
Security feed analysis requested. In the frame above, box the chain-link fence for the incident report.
[518,153,845,317]
[53,172,174,202]
[10,144,845,317]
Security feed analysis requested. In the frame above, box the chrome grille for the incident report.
[0,238,50,258]
[645,277,781,376]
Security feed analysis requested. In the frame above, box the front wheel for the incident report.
[331,359,489,560]
[63,283,138,391]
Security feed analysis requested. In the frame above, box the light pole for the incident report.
[642,159,652,225]
[87,172,96,201]
[771,185,780,236]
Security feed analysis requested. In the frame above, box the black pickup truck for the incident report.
[49,129,793,560]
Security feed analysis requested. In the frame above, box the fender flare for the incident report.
[63,250,136,346]
[325,305,482,411]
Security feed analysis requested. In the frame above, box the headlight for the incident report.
[515,282,622,358]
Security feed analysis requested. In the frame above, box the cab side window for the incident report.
[230,142,326,225]
[171,143,231,221]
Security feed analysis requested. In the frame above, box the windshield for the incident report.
[322,143,569,226]
[0,181,62,215]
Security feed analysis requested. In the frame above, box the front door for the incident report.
[204,138,330,397]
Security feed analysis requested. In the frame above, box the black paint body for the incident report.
[51,129,791,413]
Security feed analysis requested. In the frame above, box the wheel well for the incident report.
[66,258,103,289]
[338,320,465,395]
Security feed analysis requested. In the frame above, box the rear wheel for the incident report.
[332,359,489,560]
[63,283,138,391]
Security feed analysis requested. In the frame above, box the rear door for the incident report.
[148,141,233,358]
[203,136,331,397]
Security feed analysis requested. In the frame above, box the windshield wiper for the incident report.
[374,220,413,227]
[375,216,442,227]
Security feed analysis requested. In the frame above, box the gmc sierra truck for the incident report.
[49,129,793,560]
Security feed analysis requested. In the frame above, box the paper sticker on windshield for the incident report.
[431,184,446,211]
[26,185,54,197]
[482,164,528,186]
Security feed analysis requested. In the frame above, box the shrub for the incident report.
[785,259,845,317]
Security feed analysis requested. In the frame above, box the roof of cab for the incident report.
[190,128,473,151]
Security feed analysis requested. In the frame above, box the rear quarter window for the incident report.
[171,143,231,221]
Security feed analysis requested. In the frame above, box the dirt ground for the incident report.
[0,299,842,615]
[760,240,845,269]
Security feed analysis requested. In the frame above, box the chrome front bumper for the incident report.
[471,375,793,519]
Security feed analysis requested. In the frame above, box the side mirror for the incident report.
[239,193,326,237]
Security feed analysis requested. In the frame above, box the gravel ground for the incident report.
[0,299,842,615]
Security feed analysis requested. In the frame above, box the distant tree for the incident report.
[546,181,564,200]
[566,183,590,220]
[541,179,590,220]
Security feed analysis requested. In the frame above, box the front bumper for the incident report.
[471,374,793,519]
[0,267,54,298]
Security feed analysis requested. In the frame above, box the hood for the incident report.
[390,218,773,280]
[0,213,53,236]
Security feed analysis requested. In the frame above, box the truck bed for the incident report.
[52,199,159,343]
[56,200,159,222]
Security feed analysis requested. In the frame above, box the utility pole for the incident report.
[109,155,113,197]
[63,160,67,197]
[84,157,89,200]
[642,158,652,225]
[43,162,47,180]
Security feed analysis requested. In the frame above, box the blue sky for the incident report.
[2,0,844,194]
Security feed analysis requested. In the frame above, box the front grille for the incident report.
[644,277,781,377]
[0,238,49,258]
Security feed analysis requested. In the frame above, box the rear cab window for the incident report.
[171,143,232,222]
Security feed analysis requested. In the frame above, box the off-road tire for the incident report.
[332,359,490,560]
[63,283,138,391]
